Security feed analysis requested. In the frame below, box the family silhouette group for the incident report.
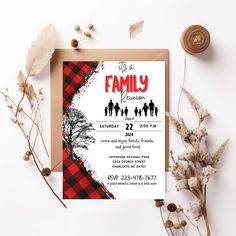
[104,100,158,117]
[134,100,158,117]
[105,100,128,117]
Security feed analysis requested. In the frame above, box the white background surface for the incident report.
[0,0,235,236]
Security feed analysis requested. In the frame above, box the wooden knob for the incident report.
[181,25,210,54]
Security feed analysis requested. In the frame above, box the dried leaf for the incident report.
[129,20,144,39]
[26,24,57,76]
[17,70,35,103]
[26,84,35,102]
[212,139,229,167]
[17,70,27,91]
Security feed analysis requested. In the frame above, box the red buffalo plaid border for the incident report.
[63,61,114,199]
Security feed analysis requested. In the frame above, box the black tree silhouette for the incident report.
[63,108,95,159]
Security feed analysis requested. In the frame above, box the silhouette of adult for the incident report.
[155,106,158,116]
[138,109,142,117]
[121,109,124,116]
[104,107,108,116]
[134,107,138,117]
[108,100,114,116]
[142,103,149,116]
[114,103,120,116]
[124,107,128,116]
[149,100,155,116]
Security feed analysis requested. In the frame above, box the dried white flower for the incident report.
[176,179,188,191]
[189,200,203,221]
[177,160,189,173]
[170,168,183,181]
[178,149,195,162]
[198,108,210,120]
[202,165,216,176]
[188,177,199,189]
[201,165,216,184]
[192,126,208,139]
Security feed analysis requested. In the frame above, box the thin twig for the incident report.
[18,122,67,208]
[2,92,49,158]
[160,207,172,236]
[177,59,187,148]
[16,75,29,118]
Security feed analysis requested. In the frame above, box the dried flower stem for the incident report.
[0,91,66,208]
[160,207,172,236]
[177,59,187,120]
[181,211,202,236]
[16,75,29,118]
[177,59,187,149]
[1,91,49,158]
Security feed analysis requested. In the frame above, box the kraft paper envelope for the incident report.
[50,49,169,172]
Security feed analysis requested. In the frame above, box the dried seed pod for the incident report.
[167,203,177,212]
[155,199,164,208]
[181,220,187,227]
[165,220,173,228]
[71,39,78,48]
[84,31,92,38]
[176,207,183,213]
[26,150,32,156]
[23,155,30,161]
[87,23,94,30]
[174,223,182,230]
[74,25,80,31]
[17,107,23,112]
[41,168,51,177]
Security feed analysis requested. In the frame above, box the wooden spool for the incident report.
[181,25,210,54]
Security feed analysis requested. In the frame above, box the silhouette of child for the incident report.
[139,109,142,117]
[155,107,158,116]
[105,107,108,116]
[124,107,128,116]
[134,107,138,117]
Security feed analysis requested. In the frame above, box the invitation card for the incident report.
[63,61,166,199]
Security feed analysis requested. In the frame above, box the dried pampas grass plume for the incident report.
[165,112,181,133]
[212,139,229,167]
[181,87,200,112]
[181,87,210,121]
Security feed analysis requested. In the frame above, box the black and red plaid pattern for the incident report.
[63,61,99,111]
[63,148,114,199]
[63,61,115,199]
